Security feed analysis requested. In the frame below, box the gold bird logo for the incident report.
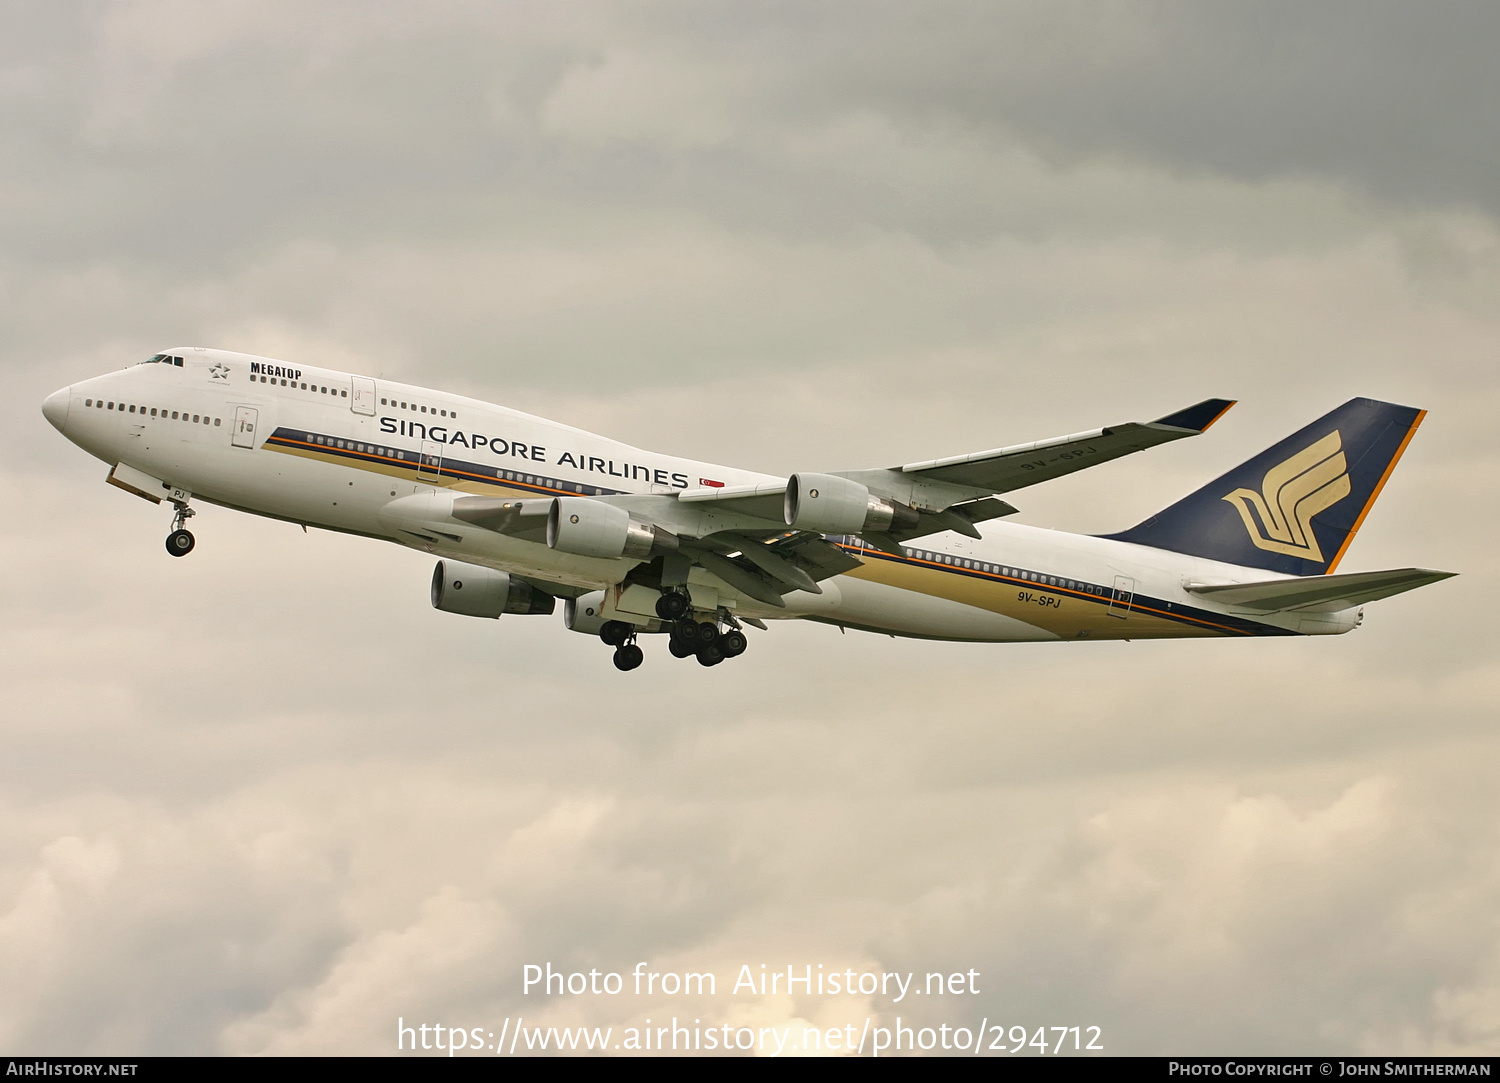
[1222,430,1351,561]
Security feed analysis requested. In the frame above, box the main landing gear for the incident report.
[656,590,748,667]
[600,619,644,671]
[165,499,196,558]
[654,591,691,621]
[667,617,747,668]
[596,590,753,672]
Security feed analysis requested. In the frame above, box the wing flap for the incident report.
[1185,567,1455,613]
[685,530,863,603]
[893,497,1019,542]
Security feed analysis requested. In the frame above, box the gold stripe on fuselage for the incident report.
[841,550,1228,641]
[271,434,1245,639]
[267,434,573,499]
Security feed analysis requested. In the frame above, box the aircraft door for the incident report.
[351,377,377,416]
[231,407,259,449]
[417,440,443,480]
[1108,575,1135,618]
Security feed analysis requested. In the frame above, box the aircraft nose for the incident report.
[42,386,71,432]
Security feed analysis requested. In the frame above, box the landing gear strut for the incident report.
[165,499,196,557]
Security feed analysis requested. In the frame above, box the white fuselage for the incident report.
[43,348,1347,644]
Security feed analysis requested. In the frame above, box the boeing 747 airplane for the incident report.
[42,348,1453,670]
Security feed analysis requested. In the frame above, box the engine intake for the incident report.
[430,560,556,618]
[784,473,920,534]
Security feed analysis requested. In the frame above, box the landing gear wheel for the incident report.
[696,642,725,666]
[669,638,697,659]
[719,630,747,658]
[693,621,719,646]
[599,620,632,646]
[613,644,644,671]
[655,592,690,620]
[670,619,698,645]
[165,529,195,557]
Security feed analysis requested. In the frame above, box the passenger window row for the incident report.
[381,396,455,419]
[310,435,406,460]
[498,470,595,494]
[841,536,1111,595]
[85,399,221,426]
[253,375,346,397]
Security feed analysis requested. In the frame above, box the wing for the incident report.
[677,530,864,608]
[427,399,1235,607]
[677,399,1234,521]
[672,398,1233,553]
[835,398,1236,510]
[443,491,858,609]
[450,495,549,541]
[895,398,1236,494]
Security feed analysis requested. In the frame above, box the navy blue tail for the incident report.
[1104,398,1426,575]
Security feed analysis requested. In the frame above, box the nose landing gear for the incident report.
[165,498,196,558]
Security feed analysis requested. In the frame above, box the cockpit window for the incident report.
[140,353,185,366]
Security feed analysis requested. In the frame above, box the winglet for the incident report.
[1152,398,1237,433]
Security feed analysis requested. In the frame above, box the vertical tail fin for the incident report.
[1104,398,1426,575]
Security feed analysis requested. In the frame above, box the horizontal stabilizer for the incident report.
[1186,567,1455,613]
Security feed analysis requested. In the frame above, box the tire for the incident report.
[165,529,195,557]
[670,619,698,644]
[696,642,725,666]
[694,621,719,645]
[720,630,747,657]
[668,639,696,659]
[600,620,632,646]
[655,592,689,620]
[613,644,644,671]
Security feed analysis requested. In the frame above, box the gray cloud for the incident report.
[2,1,1495,1057]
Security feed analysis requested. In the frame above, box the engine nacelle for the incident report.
[430,560,556,618]
[547,496,677,559]
[784,473,920,534]
[563,591,609,635]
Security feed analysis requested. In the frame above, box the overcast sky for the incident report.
[2,1,1497,1056]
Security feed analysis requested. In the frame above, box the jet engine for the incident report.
[563,591,609,635]
[547,496,678,559]
[430,560,555,618]
[783,473,920,534]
